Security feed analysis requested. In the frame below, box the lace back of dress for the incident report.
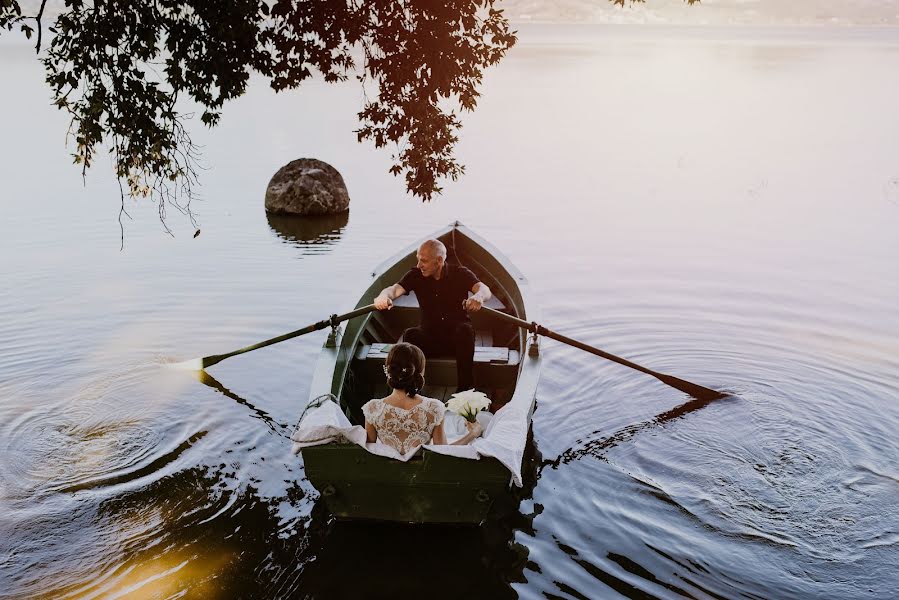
[373,399,442,455]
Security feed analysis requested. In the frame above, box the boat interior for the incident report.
[339,239,526,426]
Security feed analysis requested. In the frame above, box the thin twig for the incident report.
[34,0,47,53]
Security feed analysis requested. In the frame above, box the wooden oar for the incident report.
[482,306,725,402]
[172,304,376,371]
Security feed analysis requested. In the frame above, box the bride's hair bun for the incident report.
[385,342,426,397]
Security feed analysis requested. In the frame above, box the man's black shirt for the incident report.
[398,263,479,333]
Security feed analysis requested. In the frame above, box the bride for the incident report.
[362,342,482,455]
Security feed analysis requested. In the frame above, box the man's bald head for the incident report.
[418,239,447,260]
[416,239,447,279]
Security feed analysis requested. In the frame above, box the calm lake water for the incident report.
[2,24,898,599]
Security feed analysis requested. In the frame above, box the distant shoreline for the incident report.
[503,22,899,47]
[510,19,899,29]
[501,0,899,28]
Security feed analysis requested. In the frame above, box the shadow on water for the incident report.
[547,393,736,468]
[194,370,293,437]
[266,212,349,250]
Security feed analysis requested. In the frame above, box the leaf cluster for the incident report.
[3,0,517,229]
[1,0,30,37]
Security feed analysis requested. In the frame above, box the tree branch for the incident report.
[34,0,46,52]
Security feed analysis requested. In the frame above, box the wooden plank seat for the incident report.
[371,383,454,403]
[391,291,506,310]
[354,342,521,388]
[388,292,508,333]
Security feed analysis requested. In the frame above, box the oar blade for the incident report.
[169,357,205,371]
[169,354,224,371]
[654,373,726,402]
[170,358,203,371]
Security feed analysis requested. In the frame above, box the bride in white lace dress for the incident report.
[362,342,481,456]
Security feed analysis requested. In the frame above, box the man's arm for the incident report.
[374,283,407,310]
[463,282,491,312]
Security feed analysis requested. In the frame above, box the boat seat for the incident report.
[354,342,520,388]
[387,292,508,333]
[392,291,506,310]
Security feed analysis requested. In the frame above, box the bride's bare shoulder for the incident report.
[421,396,445,408]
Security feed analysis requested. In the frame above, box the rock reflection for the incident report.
[266,212,349,251]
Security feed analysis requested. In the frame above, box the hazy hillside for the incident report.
[500,0,899,25]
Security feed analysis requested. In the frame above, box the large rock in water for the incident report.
[265,158,350,215]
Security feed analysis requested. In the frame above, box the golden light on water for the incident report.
[61,550,233,599]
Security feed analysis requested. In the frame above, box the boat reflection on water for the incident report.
[192,367,542,598]
[295,438,542,598]
[294,519,529,598]
[266,212,349,250]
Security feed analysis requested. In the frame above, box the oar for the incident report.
[172,304,376,371]
[482,306,725,402]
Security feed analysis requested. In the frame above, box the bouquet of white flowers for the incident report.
[446,389,491,423]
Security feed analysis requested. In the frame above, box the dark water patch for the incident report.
[550,580,595,600]
[3,465,311,599]
[643,545,735,600]
[608,553,698,599]
[552,535,670,599]
[53,431,207,494]
[291,521,526,599]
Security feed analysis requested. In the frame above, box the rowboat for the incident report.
[299,221,541,524]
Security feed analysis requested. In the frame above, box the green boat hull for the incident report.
[302,445,514,523]
[301,222,541,524]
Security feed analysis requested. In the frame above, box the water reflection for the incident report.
[193,370,291,437]
[190,368,541,597]
[293,434,542,597]
[548,393,735,468]
[294,521,529,598]
[67,462,536,599]
[88,466,306,600]
[266,212,349,251]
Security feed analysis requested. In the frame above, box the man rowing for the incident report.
[373,239,492,392]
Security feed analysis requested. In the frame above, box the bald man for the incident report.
[374,239,491,392]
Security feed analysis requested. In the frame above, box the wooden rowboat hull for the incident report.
[301,222,541,524]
